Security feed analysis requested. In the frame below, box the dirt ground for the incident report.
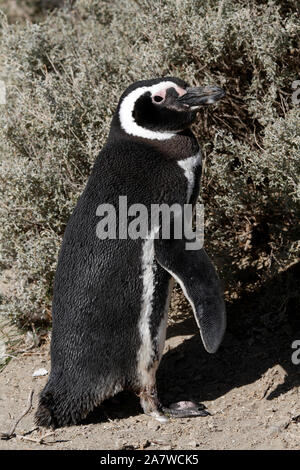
[1,264,300,450]
[1,289,300,450]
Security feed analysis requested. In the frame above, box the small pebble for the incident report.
[32,368,48,377]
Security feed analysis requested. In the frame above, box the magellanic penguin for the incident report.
[35,77,226,427]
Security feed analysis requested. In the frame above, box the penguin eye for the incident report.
[152,95,164,103]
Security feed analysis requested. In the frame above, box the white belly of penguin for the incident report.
[137,232,173,388]
[177,151,202,202]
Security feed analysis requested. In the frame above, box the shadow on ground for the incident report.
[159,261,300,406]
[82,391,142,424]
[86,262,300,423]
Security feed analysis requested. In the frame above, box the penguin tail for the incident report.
[35,390,59,428]
[35,383,99,428]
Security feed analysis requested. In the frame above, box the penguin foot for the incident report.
[161,400,210,418]
[139,388,169,423]
[139,388,208,421]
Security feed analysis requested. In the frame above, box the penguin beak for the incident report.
[178,85,225,109]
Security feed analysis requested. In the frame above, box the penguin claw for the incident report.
[152,413,170,424]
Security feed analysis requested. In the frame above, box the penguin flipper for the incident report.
[155,238,226,353]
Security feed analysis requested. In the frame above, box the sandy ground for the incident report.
[1,307,300,450]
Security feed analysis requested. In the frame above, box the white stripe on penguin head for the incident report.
[119,81,186,141]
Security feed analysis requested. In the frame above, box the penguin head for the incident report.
[115,77,225,140]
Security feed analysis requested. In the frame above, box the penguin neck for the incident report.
[109,116,199,161]
[141,128,200,161]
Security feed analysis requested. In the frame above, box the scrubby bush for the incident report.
[0,0,299,329]
[0,0,67,23]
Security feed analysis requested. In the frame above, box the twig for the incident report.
[0,389,34,440]
[217,0,225,19]
[16,431,56,445]
[23,426,39,436]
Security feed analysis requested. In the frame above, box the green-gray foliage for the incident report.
[0,0,299,329]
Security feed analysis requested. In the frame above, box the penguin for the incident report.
[35,77,226,427]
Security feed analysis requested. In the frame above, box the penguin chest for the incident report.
[177,151,202,202]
